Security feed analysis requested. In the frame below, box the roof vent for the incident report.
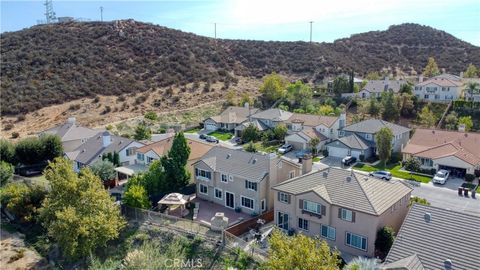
[444,259,452,270]
[346,176,352,182]
[364,177,368,181]
[323,171,328,178]
[226,153,231,159]
[252,158,257,164]
[424,212,431,223]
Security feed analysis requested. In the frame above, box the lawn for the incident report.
[353,163,431,183]
[208,131,233,141]
[313,157,321,162]
[244,142,282,153]
[184,127,201,133]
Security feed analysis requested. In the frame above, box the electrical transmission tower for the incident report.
[44,0,57,23]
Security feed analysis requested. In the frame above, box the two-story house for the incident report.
[355,77,407,99]
[414,74,463,102]
[40,117,100,152]
[192,146,311,215]
[272,167,412,257]
[325,119,411,160]
[284,113,346,151]
[204,105,259,132]
[66,131,144,172]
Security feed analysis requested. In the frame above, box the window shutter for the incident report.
[277,192,280,201]
[287,194,291,204]
[299,199,303,209]
[245,180,248,189]
[321,205,326,216]
[338,208,342,218]
[352,211,356,223]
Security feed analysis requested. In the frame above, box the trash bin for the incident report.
[463,188,469,197]
[472,190,476,199]
[458,187,463,196]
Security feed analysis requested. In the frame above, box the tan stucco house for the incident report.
[204,105,259,132]
[402,128,480,177]
[272,167,412,257]
[192,146,311,215]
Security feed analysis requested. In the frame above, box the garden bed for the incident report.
[353,163,431,183]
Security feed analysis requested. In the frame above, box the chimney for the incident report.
[300,154,312,175]
[67,117,76,124]
[419,75,424,83]
[339,112,347,130]
[102,131,111,147]
[458,124,466,133]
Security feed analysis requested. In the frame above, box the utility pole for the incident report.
[100,6,104,22]
[44,0,56,23]
[309,21,313,43]
[214,22,217,39]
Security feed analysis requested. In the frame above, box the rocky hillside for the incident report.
[1,20,479,115]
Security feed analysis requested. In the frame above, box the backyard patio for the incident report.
[191,198,251,227]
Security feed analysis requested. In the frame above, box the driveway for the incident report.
[319,156,358,169]
[184,132,241,149]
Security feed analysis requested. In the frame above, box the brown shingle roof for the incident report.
[208,106,259,124]
[286,113,338,127]
[403,129,480,165]
[138,135,213,161]
[416,77,462,87]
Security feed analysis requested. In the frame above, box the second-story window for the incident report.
[221,174,228,183]
[195,168,211,180]
[245,180,257,191]
[278,192,290,204]
[302,200,322,214]
[339,208,356,222]
[137,153,145,161]
[364,134,372,140]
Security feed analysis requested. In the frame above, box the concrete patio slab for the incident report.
[192,198,251,226]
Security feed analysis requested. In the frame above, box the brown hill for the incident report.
[1,20,479,115]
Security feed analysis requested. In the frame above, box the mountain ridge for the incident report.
[1,20,479,115]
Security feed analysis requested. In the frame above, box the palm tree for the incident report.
[466,82,479,106]
[344,257,381,270]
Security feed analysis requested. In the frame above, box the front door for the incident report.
[225,191,235,209]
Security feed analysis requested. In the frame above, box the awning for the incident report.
[158,193,195,205]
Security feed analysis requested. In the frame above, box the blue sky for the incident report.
[2,0,479,45]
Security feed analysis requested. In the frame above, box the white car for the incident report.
[369,171,392,180]
[278,144,293,154]
[432,169,450,184]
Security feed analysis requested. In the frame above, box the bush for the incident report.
[389,152,402,164]
[0,182,47,223]
[465,174,475,182]
[17,115,26,122]
[4,123,14,131]
[359,154,365,162]
[409,196,430,207]
[0,161,14,186]
[90,160,116,181]
[144,111,158,121]
[375,226,395,259]
[11,132,19,139]
[322,149,329,157]
[245,142,257,153]
[404,157,421,172]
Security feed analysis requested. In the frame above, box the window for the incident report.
[298,218,309,231]
[147,156,156,164]
[321,225,336,240]
[346,232,367,251]
[241,196,254,210]
[424,94,429,99]
[442,87,447,91]
[195,168,211,180]
[278,192,290,204]
[364,134,372,140]
[199,184,208,195]
[261,199,266,211]
[289,171,295,179]
[245,180,258,191]
[214,188,222,199]
[435,94,440,100]
[126,147,135,156]
[303,200,321,214]
[339,130,345,136]
[340,208,354,222]
[137,153,145,161]
[277,212,289,230]
[221,174,228,183]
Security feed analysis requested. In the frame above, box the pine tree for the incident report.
[381,91,400,122]
[162,132,191,191]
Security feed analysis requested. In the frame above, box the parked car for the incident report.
[234,137,244,145]
[278,144,293,154]
[432,169,450,184]
[342,156,357,166]
[205,135,219,143]
[199,134,207,140]
[369,171,392,180]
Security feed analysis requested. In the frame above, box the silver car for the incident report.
[369,170,392,180]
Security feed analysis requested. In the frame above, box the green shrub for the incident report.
[144,111,158,121]
[465,174,475,182]
[0,182,47,223]
[0,161,14,186]
[375,226,395,259]
[359,154,365,162]
[323,149,329,157]
[404,157,421,172]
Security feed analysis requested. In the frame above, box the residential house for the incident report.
[402,128,480,177]
[115,135,214,180]
[66,131,144,172]
[234,108,293,137]
[414,74,463,102]
[204,105,259,132]
[284,113,346,151]
[273,167,412,257]
[356,77,407,99]
[383,204,480,270]
[192,146,311,215]
[40,117,99,152]
[327,76,364,93]
[325,119,411,160]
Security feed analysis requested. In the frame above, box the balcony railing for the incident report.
[302,209,322,219]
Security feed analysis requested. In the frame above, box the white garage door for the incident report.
[327,146,350,158]
[205,123,217,131]
[350,150,362,159]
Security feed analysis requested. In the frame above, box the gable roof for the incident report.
[291,128,328,142]
[402,129,480,166]
[273,167,412,215]
[71,132,139,165]
[384,204,480,270]
[207,106,259,124]
[342,119,411,135]
[136,133,175,156]
[41,120,99,142]
[416,77,462,87]
[195,146,275,181]
[286,113,339,128]
[362,79,407,93]
[326,134,371,150]
[383,254,425,270]
[251,108,293,122]
[235,119,270,131]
